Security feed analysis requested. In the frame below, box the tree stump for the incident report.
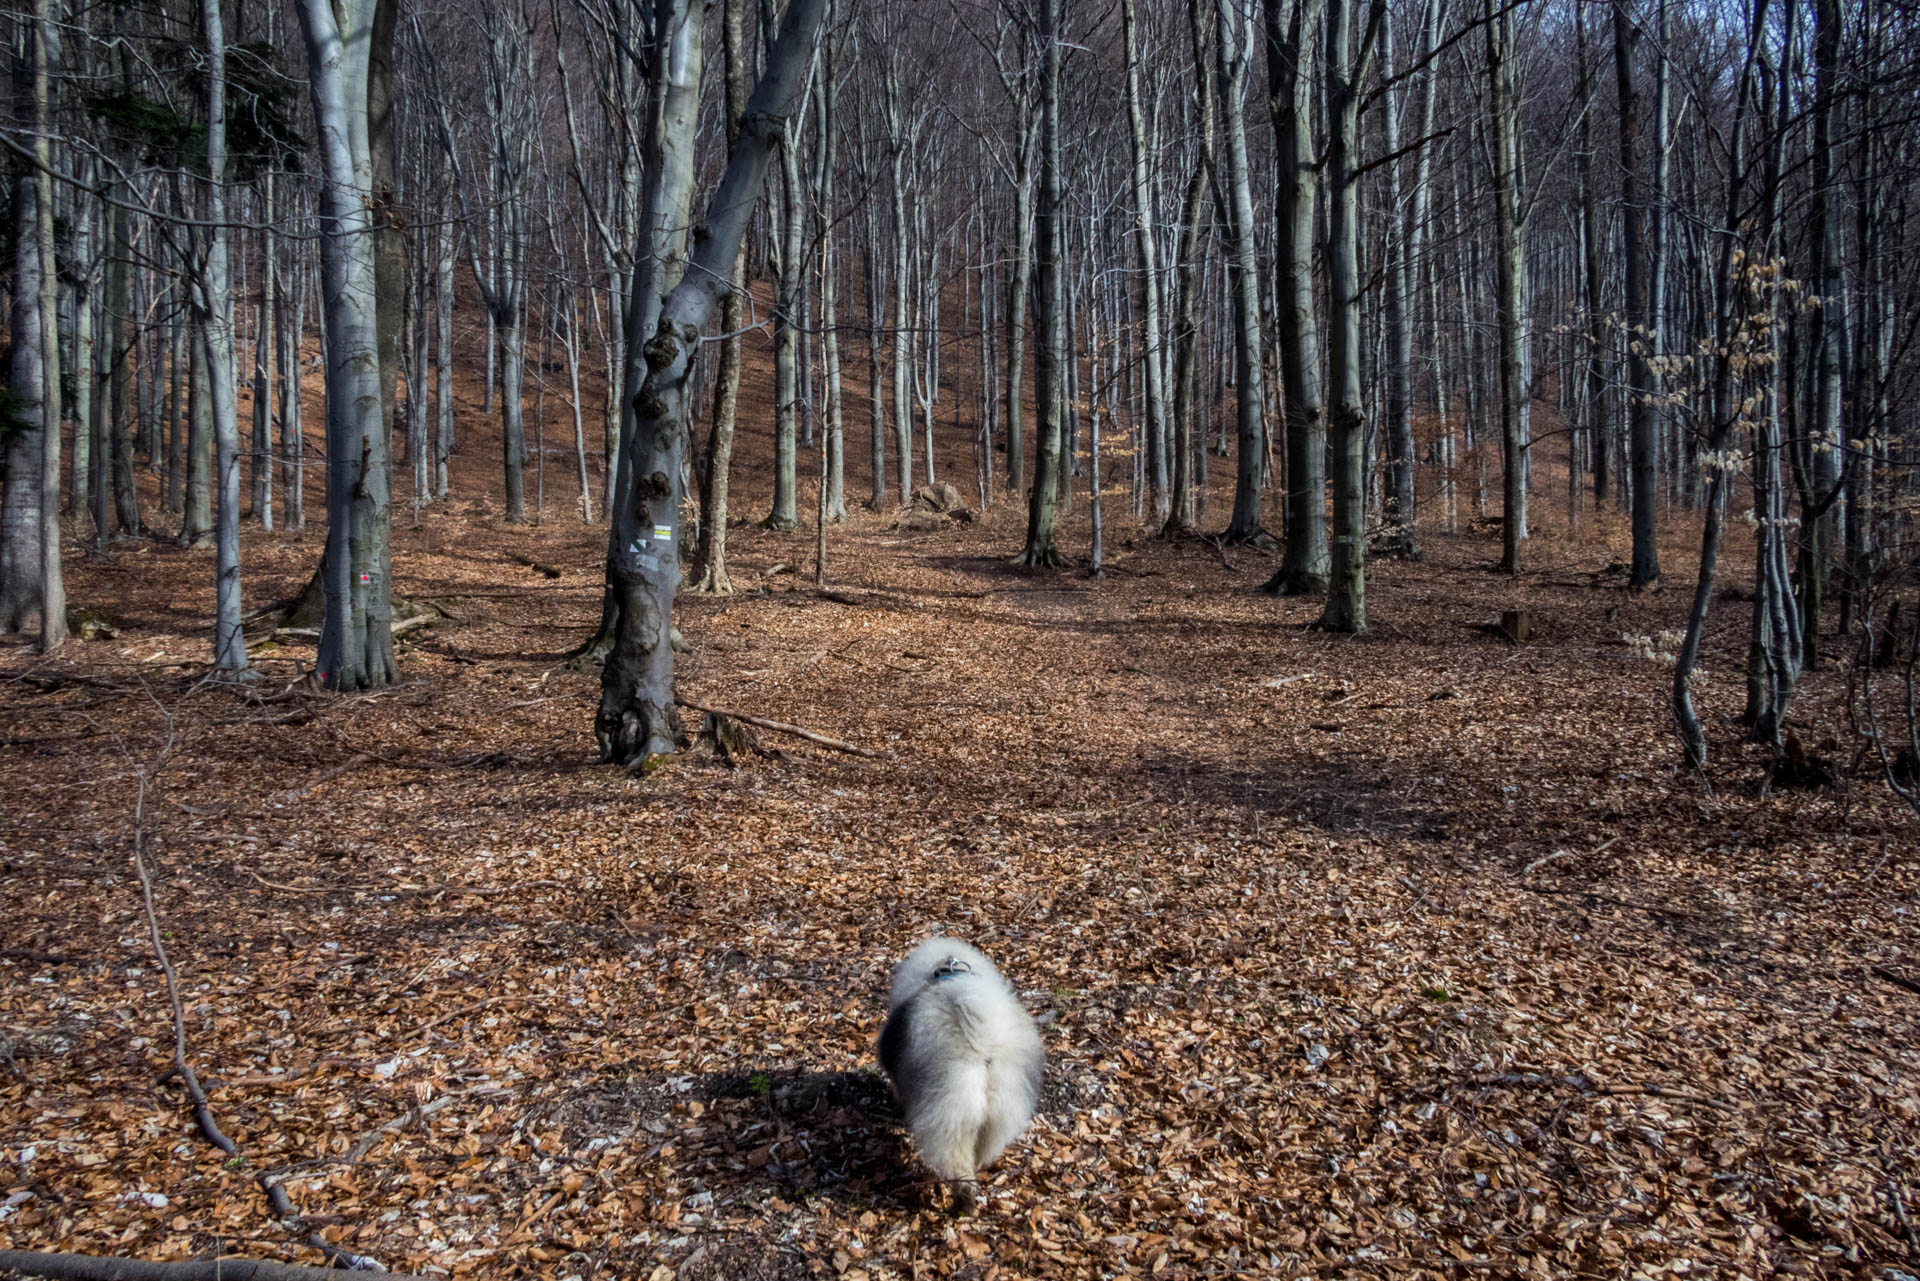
[701,712,762,766]
[1501,609,1532,644]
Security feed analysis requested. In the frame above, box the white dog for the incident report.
[878,938,1044,1210]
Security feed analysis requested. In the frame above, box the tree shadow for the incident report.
[537,1065,913,1215]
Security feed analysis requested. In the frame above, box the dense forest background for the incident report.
[1,0,1919,1278]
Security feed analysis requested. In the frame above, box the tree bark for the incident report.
[1316,0,1385,631]
[297,0,399,690]
[1215,0,1270,543]
[598,0,828,765]
[1614,0,1660,588]
[201,0,249,673]
[1490,0,1530,574]
[1015,0,1068,568]
[1263,0,1329,592]
[1122,0,1170,531]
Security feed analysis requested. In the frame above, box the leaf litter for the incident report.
[2,475,1917,1281]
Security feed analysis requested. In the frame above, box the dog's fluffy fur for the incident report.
[878,939,1044,1207]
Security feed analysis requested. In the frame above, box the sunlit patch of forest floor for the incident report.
[4,466,1918,1280]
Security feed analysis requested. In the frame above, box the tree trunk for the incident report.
[1490,0,1530,574]
[1316,0,1385,632]
[693,0,751,592]
[1614,0,1660,588]
[1121,0,1170,531]
[201,0,249,673]
[1263,0,1329,592]
[1214,0,1269,543]
[598,0,828,764]
[1015,0,1067,568]
[297,0,399,690]
[1004,117,1036,498]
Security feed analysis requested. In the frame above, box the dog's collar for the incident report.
[931,957,973,983]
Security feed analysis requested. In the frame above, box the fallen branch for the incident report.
[241,868,563,898]
[0,1250,434,1280]
[674,697,889,758]
[1,949,79,965]
[277,754,374,803]
[1521,835,1621,876]
[1521,884,1710,921]
[270,615,432,645]
[122,697,387,1274]
[1463,1072,1736,1112]
[506,551,563,579]
[1872,965,1920,998]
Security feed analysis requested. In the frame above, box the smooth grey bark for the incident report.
[105,197,139,534]
[1315,0,1385,632]
[693,0,750,592]
[765,112,806,530]
[862,135,888,509]
[580,0,706,653]
[1489,0,1530,574]
[65,179,94,525]
[433,214,454,499]
[1797,0,1844,666]
[1122,0,1170,531]
[167,303,185,514]
[885,58,915,502]
[182,323,213,548]
[2,177,47,634]
[1004,114,1036,497]
[1214,0,1269,542]
[1168,0,1216,535]
[597,0,828,764]
[297,0,398,690]
[1378,1,1432,560]
[201,0,248,673]
[1015,0,1067,568]
[36,164,62,651]
[1614,0,1659,588]
[1262,0,1329,592]
[1576,8,1609,505]
[279,242,306,529]
[254,180,276,530]
[813,24,846,523]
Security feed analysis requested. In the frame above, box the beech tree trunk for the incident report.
[1015,0,1067,568]
[1215,0,1270,543]
[1263,0,1329,592]
[297,0,399,690]
[598,0,828,764]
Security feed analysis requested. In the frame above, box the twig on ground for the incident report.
[1884,1143,1920,1259]
[277,753,374,803]
[120,690,389,1273]
[1521,884,1710,920]
[674,697,889,758]
[1521,835,1621,876]
[1463,1072,1736,1112]
[0,1250,435,1281]
[240,867,563,898]
[1872,965,1920,997]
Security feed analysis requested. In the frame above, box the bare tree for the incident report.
[597,0,829,764]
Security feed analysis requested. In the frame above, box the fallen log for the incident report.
[0,1249,435,1280]
[674,697,889,759]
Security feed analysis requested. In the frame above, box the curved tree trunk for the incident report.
[599,0,829,764]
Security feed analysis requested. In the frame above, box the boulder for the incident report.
[909,482,967,513]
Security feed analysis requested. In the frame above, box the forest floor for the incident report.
[4,361,1920,1281]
